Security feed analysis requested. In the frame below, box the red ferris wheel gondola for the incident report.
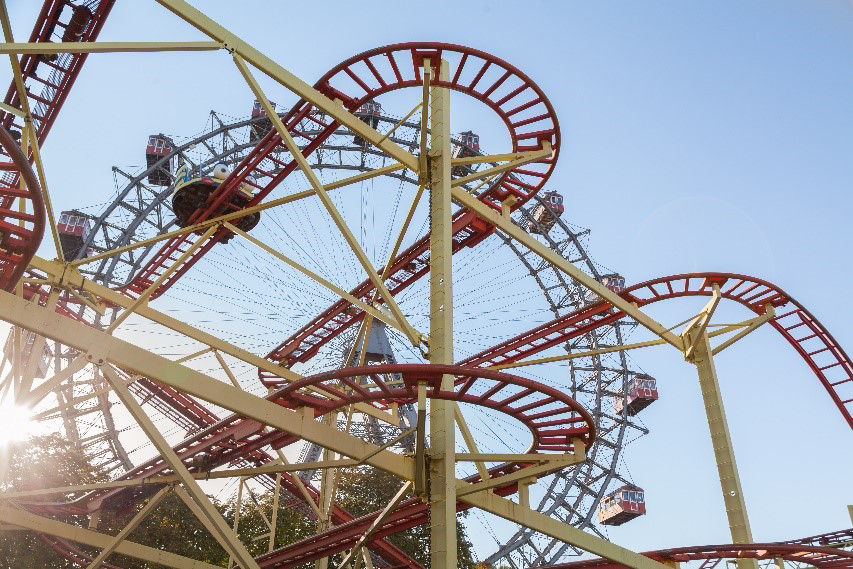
[249,99,276,143]
[598,485,646,526]
[615,374,659,416]
[527,190,565,234]
[451,130,480,177]
[144,134,175,186]
[352,100,381,147]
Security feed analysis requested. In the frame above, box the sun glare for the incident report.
[0,399,41,444]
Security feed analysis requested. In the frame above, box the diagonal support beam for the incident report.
[100,365,261,569]
[85,484,173,569]
[462,491,670,569]
[173,485,251,564]
[451,149,554,167]
[72,162,406,269]
[335,481,413,569]
[682,284,722,362]
[223,221,412,336]
[0,504,220,569]
[105,224,219,333]
[28,257,398,425]
[21,353,87,406]
[450,187,682,348]
[712,305,775,355]
[0,291,414,480]
[158,0,418,171]
[450,144,551,189]
[232,54,421,348]
[0,41,223,54]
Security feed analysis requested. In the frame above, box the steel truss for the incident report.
[53,100,648,565]
[0,3,850,569]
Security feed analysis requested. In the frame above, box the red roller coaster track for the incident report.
[125,42,559,302]
[277,364,596,452]
[22,269,852,568]
[0,0,114,291]
[3,5,850,568]
[458,273,853,429]
[0,126,44,291]
[542,539,853,569]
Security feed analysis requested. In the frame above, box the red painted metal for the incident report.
[0,126,44,291]
[459,273,853,429]
[540,540,853,569]
[0,0,115,291]
[125,42,559,302]
[277,364,595,452]
[24,270,853,567]
[0,1,116,147]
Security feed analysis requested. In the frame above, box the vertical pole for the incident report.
[315,411,338,569]
[228,478,244,569]
[691,332,756,569]
[268,472,281,553]
[428,59,457,569]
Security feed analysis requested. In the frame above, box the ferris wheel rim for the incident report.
[309,41,561,210]
[48,107,639,566]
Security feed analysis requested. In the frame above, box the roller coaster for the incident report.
[0,2,850,569]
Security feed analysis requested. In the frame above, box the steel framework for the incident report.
[0,2,850,569]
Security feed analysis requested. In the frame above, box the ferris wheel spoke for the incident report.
[234,54,422,350]
[451,146,552,191]
[223,220,411,337]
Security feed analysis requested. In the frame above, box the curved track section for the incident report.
[542,540,853,569]
[628,274,853,427]
[279,364,595,452]
[0,126,44,290]
[0,0,114,290]
[465,273,853,429]
[125,42,559,301]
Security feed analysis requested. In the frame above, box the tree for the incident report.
[335,466,478,568]
[0,434,105,569]
[1,439,480,569]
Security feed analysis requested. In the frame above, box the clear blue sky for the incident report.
[4,0,852,559]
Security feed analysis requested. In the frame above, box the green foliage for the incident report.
[1,439,480,569]
[335,466,478,569]
[103,492,230,568]
[0,434,105,569]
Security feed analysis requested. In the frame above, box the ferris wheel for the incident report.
[2,5,851,569]
[27,85,654,566]
[0,31,660,567]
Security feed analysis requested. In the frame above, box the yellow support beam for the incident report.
[462,491,670,569]
[102,365,261,569]
[232,53,422,348]
[72,162,406,268]
[85,485,173,569]
[689,332,756,569]
[0,504,221,569]
[712,305,775,355]
[0,41,223,54]
[224,221,411,336]
[157,0,418,172]
[451,144,551,189]
[0,290,414,481]
[427,59,456,569]
[450,187,682,348]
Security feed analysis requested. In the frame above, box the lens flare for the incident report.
[0,399,41,444]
